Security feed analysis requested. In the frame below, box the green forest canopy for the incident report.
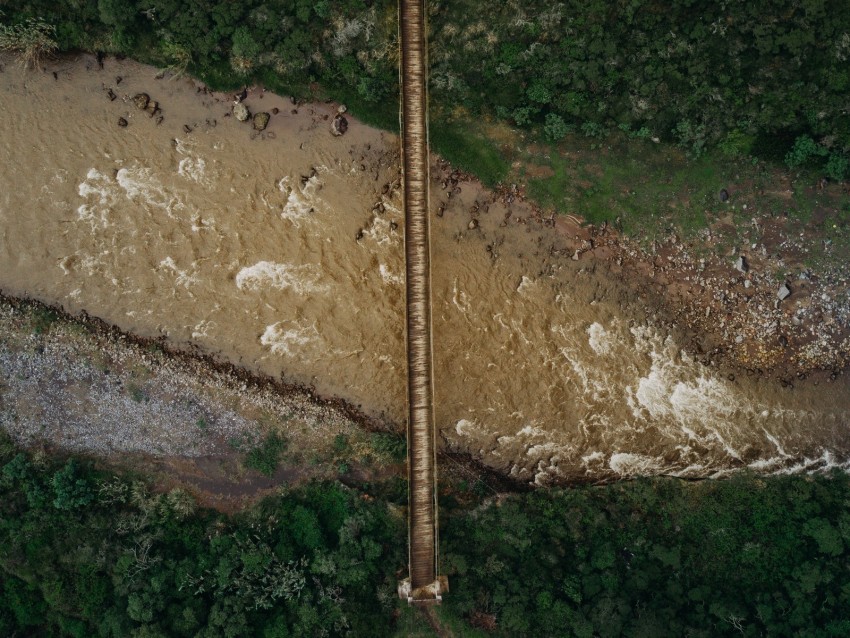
[1,433,848,637]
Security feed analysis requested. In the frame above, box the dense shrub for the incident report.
[244,432,287,476]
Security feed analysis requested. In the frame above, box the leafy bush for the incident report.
[674,119,709,158]
[441,471,850,637]
[244,432,286,476]
[5,0,850,174]
[2,437,850,636]
[369,432,407,463]
[580,121,604,139]
[543,113,570,141]
[526,81,551,104]
[826,153,849,181]
[719,129,755,157]
[51,460,94,510]
[785,135,829,168]
[230,26,261,75]
[0,15,57,68]
[512,106,535,127]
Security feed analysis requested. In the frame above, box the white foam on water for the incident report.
[76,168,115,229]
[260,322,318,356]
[278,173,326,225]
[771,450,850,475]
[669,464,705,476]
[158,257,198,288]
[748,456,788,471]
[235,261,325,294]
[550,323,614,405]
[516,275,535,295]
[174,138,192,155]
[581,450,605,465]
[361,214,397,246]
[116,165,185,218]
[712,431,743,461]
[281,189,313,224]
[116,166,159,205]
[628,325,738,426]
[451,278,471,314]
[381,199,403,216]
[455,419,475,436]
[517,424,546,438]
[77,168,110,203]
[493,313,510,331]
[190,214,215,233]
[526,442,563,457]
[587,321,615,355]
[609,452,663,475]
[509,318,533,346]
[378,263,403,286]
[191,320,215,339]
[78,255,102,277]
[668,376,737,423]
[762,428,792,458]
[58,255,75,275]
[174,137,208,184]
[177,157,207,183]
[533,457,568,485]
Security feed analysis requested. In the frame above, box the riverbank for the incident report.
[434,119,850,382]
[0,294,519,511]
[1,53,848,484]
[0,294,378,511]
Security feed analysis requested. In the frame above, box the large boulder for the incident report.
[331,114,348,136]
[233,102,250,122]
[252,112,270,131]
[133,93,150,110]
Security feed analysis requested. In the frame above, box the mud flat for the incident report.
[0,54,848,483]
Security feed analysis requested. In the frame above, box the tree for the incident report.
[51,460,94,510]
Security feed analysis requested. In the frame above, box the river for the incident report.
[1,54,848,483]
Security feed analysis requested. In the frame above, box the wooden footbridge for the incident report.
[396,0,447,604]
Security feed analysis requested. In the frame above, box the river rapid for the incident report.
[1,55,848,484]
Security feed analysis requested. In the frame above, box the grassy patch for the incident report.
[30,307,58,335]
[370,432,407,464]
[430,119,510,187]
[244,431,287,477]
[125,382,146,403]
[522,134,749,239]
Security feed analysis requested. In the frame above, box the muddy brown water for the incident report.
[1,55,848,483]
